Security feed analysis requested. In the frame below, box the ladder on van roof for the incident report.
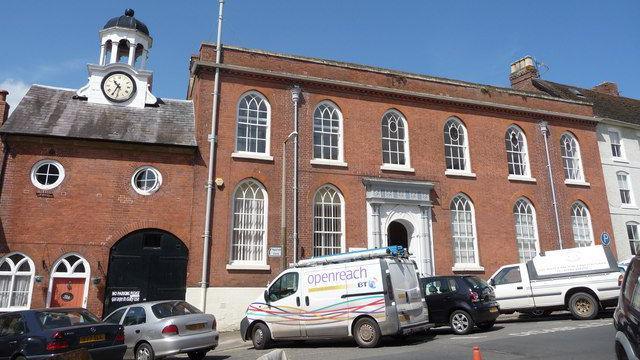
[294,246,407,267]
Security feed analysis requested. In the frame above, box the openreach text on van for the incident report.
[307,267,368,286]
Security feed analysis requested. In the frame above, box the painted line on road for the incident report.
[449,335,487,340]
[508,320,612,337]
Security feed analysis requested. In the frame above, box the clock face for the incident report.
[101,72,136,103]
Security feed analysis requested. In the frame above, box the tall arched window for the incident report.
[313,102,343,162]
[381,110,411,169]
[571,201,594,247]
[505,125,531,178]
[560,133,585,182]
[231,179,268,264]
[617,171,635,206]
[444,117,471,173]
[627,222,640,255]
[313,185,345,257]
[450,194,479,267]
[103,40,113,65]
[0,253,35,311]
[513,198,539,262]
[236,92,270,156]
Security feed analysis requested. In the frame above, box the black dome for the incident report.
[103,9,149,36]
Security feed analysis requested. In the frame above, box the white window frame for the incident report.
[571,201,595,247]
[609,129,626,161]
[617,171,636,207]
[513,198,540,262]
[232,91,273,161]
[450,194,482,271]
[227,179,269,270]
[30,160,65,190]
[46,253,91,309]
[560,133,587,184]
[505,125,534,181]
[131,166,163,196]
[0,252,35,312]
[380,109,414,172]
[444,117,474,177]
[627,222,640,256]
[312,184,346,257]
[311,101,347,167]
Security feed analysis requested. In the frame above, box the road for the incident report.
[194,311,617,360]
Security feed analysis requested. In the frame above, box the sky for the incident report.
[1,1,639,111]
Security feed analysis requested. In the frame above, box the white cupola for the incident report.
[77,9,157,108]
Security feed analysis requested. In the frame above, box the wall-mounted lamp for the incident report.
[214,177,224,188]
[34,275,44,283]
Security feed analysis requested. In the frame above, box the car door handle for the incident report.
[516,286,523,290]
[296,297,300,306]
[9,340,17,344]
[305,296,310,306]
[135,330,140,334]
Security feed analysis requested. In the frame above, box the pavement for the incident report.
[170,311,617,359]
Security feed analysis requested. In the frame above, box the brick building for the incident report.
[0,10,615,331]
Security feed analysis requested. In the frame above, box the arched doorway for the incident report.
[47,254,90,308]
[387,221,408,249]
[104,229,188,315]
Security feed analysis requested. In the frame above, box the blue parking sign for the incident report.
[601,232,611,246]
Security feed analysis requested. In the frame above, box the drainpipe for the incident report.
[281,132,297,270]
[539,121,563,250]
[291,86,301,263]
[200,0,225,313]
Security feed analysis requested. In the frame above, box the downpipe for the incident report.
[540,121,563,250]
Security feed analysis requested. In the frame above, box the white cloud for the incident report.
[0,79,30,115]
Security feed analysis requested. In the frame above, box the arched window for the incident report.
[381,110,410,168]
[627,222,640,255]
[513,198,539,262]
[617,171,635,206]
[444,117,471,173]
[236,92,270,156]
[450,194,479,267]
[116,39,130,64]
[560,133,585,181]
[313,185,345,257]
[505,125,530,177]
[231,179,268,264]
[103,40,113,65]
[571,201,594,247]
[47,254,91,308]
[0,253,35,311]
[313,102,343,162]
[133,44,145,68]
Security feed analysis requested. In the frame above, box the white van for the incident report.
[239,246,431,348]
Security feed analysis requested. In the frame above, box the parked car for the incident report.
[420,275,500,335]
[240,246,431,349]
[0,308,126,360]
[490,245,622,320]
[614,255,640,360]
[103,300,218,360]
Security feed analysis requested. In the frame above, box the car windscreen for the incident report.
[151,301,202,319]
[37,310,100,330]
[464,276,490,289]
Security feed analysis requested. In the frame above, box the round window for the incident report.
[30,160,65,190]
[131,166,162,195]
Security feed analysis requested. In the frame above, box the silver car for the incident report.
[103,300,219,360]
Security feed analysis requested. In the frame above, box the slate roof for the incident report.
[0,85,197,147]
[533,79,640,126]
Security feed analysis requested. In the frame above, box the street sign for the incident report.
[269,246,283,258]
[601,232,611,246]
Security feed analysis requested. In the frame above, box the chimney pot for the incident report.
[509,56,540,92]
[592,82,619,96]
[0,89,9,125]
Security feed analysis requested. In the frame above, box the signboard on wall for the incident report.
[269,246,282,258]
[110,290,141,303]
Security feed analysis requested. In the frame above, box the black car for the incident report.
[420,275,500,335]
[614,255,640,360]
[0,308,126,360]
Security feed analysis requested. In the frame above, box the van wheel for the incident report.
[569,292,599,320]
[251,323,272,350]
[353,317,382,348]
[450,310,474,335]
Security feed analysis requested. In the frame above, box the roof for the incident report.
[103,9,150,36]
[533,79,640,126]
[0,85,197,148]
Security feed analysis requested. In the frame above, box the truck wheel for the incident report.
[251,323,272,350]
[569,292,599,320]
[450,310,474,335]
[353,317,382,348]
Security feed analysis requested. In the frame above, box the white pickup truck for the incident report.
[489,245,622,320]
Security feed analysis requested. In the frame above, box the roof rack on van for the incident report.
[294,246,407,267]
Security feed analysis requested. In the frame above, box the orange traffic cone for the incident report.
[472,346,483,360]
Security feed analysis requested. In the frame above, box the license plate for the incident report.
[79,334,105,344]
[186,323,205,331]
[489,307,498,313]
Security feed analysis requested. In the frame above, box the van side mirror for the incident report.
[264,289,270,303]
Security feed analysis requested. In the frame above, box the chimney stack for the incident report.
[509,56,540,92]
[0,90,9,126]
[592,82,619,97]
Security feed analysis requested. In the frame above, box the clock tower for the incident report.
[77,9,157,108]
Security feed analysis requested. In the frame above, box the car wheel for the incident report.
[569,292,599,320]
[15,356,27,360]
[135,343,155,360]
[477,321,495,331]
[616,340,630,360]
[187,350,208,360]
[353,317,382,348]
[252,322,272,350]
[450,310,475,335]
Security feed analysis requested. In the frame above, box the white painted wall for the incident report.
[186,287,265,332]
[597,123,640,260]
